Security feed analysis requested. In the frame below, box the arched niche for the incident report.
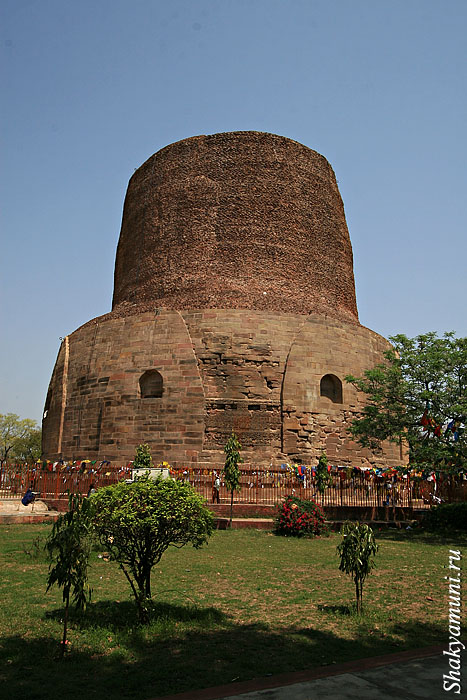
[320,374,342,403]
[139,370,163,398]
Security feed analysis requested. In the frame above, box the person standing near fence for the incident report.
[212,472,220,503]
[385,478,394,506]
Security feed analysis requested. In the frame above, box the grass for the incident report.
[0,524,465,699]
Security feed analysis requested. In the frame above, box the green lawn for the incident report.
[0,524,465,699]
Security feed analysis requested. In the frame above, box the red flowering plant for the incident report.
[274,495,329,538]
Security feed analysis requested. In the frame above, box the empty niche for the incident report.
[320,374,342,403]
[139,370,163,398]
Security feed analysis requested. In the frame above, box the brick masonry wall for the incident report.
[183,309,300,464]
[42,309,205,463]
[111,131,358,323]
[39,500,423,523]
[42,132,401,468]
[43,309,401,467]
[208,503,421,522]
[281,315,401,467]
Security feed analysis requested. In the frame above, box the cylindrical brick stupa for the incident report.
[42,132,400,467]
[112,132,358,321]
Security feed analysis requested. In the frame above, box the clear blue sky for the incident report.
[1,0,466,424]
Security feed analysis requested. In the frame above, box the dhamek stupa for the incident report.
[42,132,400,467]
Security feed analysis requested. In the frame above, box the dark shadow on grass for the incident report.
[374,527,467,547]
[0,615,445,699]
[317,603,353,616]
[46,599,228,631]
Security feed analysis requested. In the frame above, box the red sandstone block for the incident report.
[166,424,186,432]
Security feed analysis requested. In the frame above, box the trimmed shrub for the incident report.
[133,443,153,470]
[422,502,467,531]
[91,474,214,623]
[274,495,329,537]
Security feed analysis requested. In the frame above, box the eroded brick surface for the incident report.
[111,132,358,323]
[42,132,400,467]
[43,309,400,466]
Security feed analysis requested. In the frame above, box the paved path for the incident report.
[0,498,59,523]
[153,645,464,700]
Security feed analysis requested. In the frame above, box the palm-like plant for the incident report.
[223,432,243,527]
[336,521,378,613]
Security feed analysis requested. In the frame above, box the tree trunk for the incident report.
[229,489,234,528]
[355,578,361,614]
[120,564,149,623]
[145,568,151,599]
[144,534,152,598]
[135,567,152,624]
[61,592,69,658]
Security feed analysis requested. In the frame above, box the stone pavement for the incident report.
[154,645,464,700]
[0,498,59,524]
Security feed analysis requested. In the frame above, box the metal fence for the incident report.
[0,464,128,501]
[173,467,427,509]
[2,463,465,508]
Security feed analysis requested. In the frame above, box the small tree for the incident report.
[315,452,332,494]
[0,413,40,466]
[91,474,214,623]
[346,332,467,468]
[336,521,378,614]
[223,432,243,527]
[45,493,93,656]
[11,427,42,463]
[133,443,153,470]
